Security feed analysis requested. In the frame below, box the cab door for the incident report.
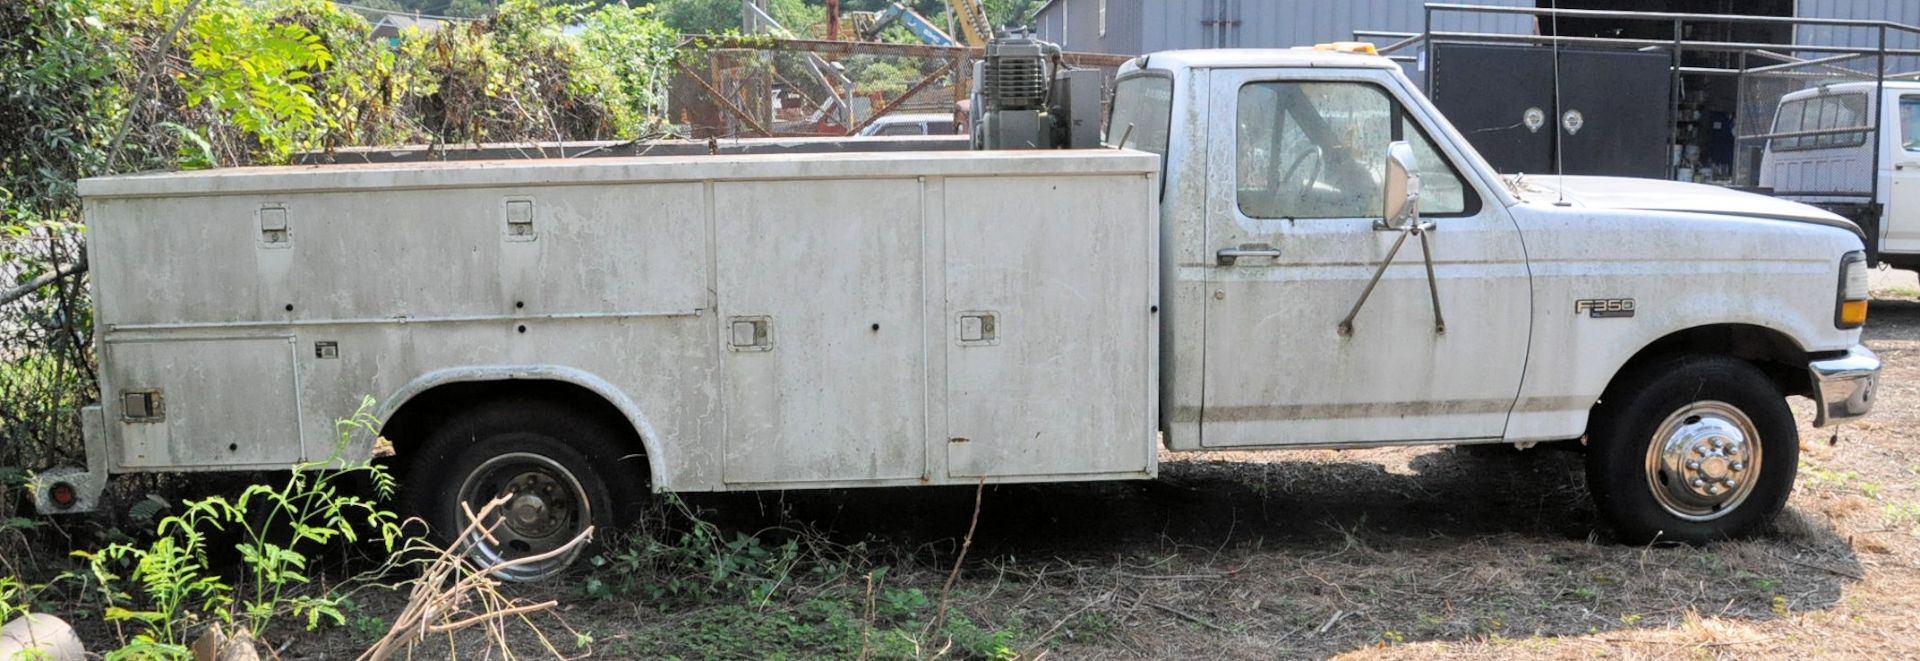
[1885,93,1920,255]
[1198,68,1530,447]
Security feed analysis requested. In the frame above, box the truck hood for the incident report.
[1508,175,1863,239]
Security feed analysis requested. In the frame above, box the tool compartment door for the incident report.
[716,179,928,485]
[943,174,1157,479]
[105,337,304,469]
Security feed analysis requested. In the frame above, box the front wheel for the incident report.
[1586,354,1798,544]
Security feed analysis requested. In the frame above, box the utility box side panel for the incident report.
[89,182,718,482]
[715,179,929,485]
[944,173,1159,479]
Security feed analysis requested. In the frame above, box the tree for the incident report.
[982,0,1039,30]
[648,0,740,33]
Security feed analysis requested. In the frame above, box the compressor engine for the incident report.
[969,36,1104,150]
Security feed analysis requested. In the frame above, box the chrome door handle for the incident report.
[1216,246,1282,266]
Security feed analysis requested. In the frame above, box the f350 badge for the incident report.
[1576,298,1636,318]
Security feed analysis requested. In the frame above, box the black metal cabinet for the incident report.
[1430,43,1670,179]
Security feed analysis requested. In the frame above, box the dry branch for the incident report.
[358,495,592,661]
[0,258,87,309]
[928,476,986,641]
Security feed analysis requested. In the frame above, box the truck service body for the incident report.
[44,45,1881,579]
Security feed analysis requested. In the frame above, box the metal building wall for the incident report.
[1793,0,1920,75]
[1034,0,1533,55]
[1138,0,1534,52]
[1031,0,1143,56]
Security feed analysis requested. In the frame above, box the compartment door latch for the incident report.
[728,316,773,352]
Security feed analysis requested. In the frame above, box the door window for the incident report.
[1235,81,1471,219]
[1902,97,1920,152]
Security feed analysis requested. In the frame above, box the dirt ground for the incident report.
[36,283,1920,660]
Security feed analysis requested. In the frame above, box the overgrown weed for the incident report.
[59,398,418,658]
[582,496,1027,660]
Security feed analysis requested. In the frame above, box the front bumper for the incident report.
[1809,345,1880,427]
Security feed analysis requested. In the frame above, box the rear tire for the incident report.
[1586,354,1798,545]
[404,399,648,581]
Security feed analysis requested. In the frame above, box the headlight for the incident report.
[1836,251,1869,329]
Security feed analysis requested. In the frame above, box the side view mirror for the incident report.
[1379,141,1423,230]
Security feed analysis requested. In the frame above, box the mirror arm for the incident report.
[1338,225,1413,337]
[1414,222,1446,334]
[1339,219,1445,337]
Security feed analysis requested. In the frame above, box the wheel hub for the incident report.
[501,471,569,539]
[1646,402,1762,522]
[454,452,592,581]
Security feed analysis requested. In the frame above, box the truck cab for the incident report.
[1112,46,1879,542]
[1761,80,1920,270]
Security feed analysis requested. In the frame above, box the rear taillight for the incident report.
[49,482,77,509]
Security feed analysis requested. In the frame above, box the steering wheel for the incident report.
[1278,145,1324,196]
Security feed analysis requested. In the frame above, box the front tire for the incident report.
[1586,354,1798,545]
[405,399,647,581]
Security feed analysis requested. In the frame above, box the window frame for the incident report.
[1231,79,1482,220]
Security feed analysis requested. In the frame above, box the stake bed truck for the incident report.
[42,46,1881,580]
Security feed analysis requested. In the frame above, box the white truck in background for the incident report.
[39,43,1881,580]
[1762,80,1920,270]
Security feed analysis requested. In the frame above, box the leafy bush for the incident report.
[405,0,672,144]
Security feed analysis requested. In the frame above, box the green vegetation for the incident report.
[344,0,1044,32]
[66,403,408,657]
[584,503,1028,659]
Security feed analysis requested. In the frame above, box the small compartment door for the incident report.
[107,336,304,469]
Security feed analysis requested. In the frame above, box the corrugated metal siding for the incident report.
[1794,0,1920,74]
[1139,0,1534,52]
[1034,0,1531,54]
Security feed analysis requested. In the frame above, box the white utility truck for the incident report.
[40,43,1881,580]
[1762,80,1920,270]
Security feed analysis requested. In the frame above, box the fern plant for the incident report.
[76,397,405,657]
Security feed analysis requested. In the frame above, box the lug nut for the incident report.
[1731,462,1744,472]
[1687,460,1701,469]
[1692,478,1707,487]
